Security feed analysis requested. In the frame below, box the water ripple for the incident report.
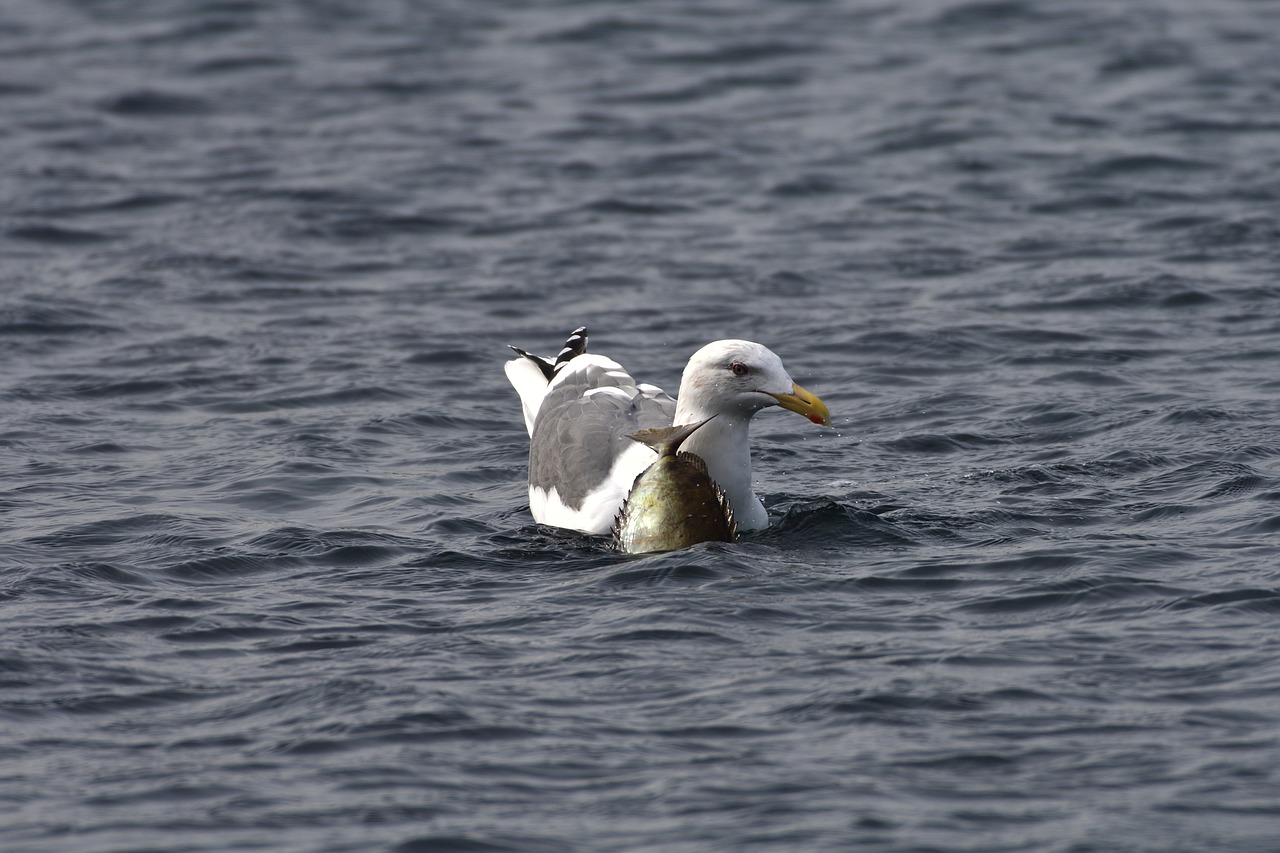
[3,1,1280,852]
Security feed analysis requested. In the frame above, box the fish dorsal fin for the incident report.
[626,416,715,457]
[674,451,736,539]
[675,450,710,475]
[718,482,738,541]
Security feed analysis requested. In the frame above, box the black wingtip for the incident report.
[555,326,588,368]
[509,327,590,383]
[508,345,556,382]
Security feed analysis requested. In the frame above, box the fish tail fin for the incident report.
[626,416,714,456]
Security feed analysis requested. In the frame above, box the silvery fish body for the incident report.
[612,418,737,554]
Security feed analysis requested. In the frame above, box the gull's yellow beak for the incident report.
[769,382,831,426]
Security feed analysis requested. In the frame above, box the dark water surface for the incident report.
[4,1,1280,851]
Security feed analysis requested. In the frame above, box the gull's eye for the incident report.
[729,361,750,377]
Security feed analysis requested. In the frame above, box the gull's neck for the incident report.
[672,402,768,531]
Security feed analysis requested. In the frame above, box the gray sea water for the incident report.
[4,1,1280,851]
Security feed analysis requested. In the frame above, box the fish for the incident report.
[612,417,737,554]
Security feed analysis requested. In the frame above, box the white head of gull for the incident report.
[505,329,830,536]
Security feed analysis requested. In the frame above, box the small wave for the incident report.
[0,304,119,337]
[81,781,240,807]
[867,122,990,154]
[764,499,916,548]
[391,835,567,853]
[645,39,820,66]
[781,689,986,724]
[883,432,1009,453]
[592,552,742,588]
[1131,460,1263,504]
[1168,587,1280,614]
[1070,153,1214,179]
[747,270,826,297]
[294,211,466,241]
[26,514,190,552]
[596,626,738,644]
[203,385,408,413]
[54,686,220,715]
[534,15,663,44]
[1188,217,1280,248]
[18,192,186,218]
[100,89,211,116]
[581,197,694,216]
[612,69,809,105]
[163,552,304,580]
[957,575,1179,615]
[930,0,1042,29]
[1228,514,1280,535]
[7,224,117,244]
[190,54,292,75]
[1042,369,1131,387]
[767,173,845,197]
[1099,39,1194,75]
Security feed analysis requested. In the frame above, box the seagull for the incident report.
[505,327,830,535]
